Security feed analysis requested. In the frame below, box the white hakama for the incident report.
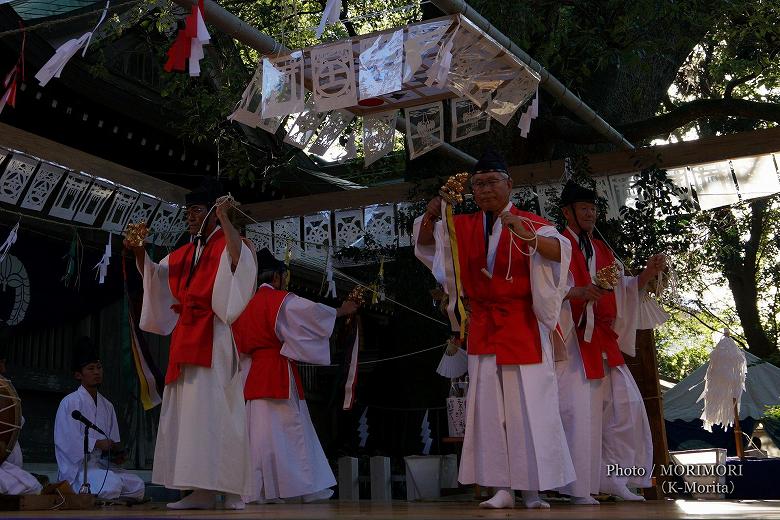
[556,274,654,498]
[54,387,144,499]
[139,239,256,496]
[241,291,337,502]
[0,421,42,496]
[414,207,575,491]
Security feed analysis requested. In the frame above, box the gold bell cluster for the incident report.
[594,264,620,290]
[124,221,149,248]
[439,172,469,205]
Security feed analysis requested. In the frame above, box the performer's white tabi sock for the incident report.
[166,489,217,510]
[479,488,515,509]
[601,483,645,501]
[302,488,334,503]
[521,490,550,509]
[223,493,245,510]
[570,495,600,505]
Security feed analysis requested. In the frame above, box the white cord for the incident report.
[504,216,539,281]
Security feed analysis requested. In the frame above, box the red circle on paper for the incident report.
[358,97,385,107]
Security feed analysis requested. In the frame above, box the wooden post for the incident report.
[733,399,745,460]
[624,329,670,500]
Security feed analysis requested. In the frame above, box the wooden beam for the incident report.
[0,122,187,203]
[241,128,780,220]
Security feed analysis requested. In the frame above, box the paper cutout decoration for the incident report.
[364,204,395,247]
[608,173,643,212]
[420,410,432,455]
[363,110,397,167]
[0,153,38,205]
[425,30,456,89]
[316,0,342,38]
[486,73,538,126]
[164,0,210,76]
[732,155,780,200]
[148,202,181,246]
[303,211,331,260]
[309,110,354,156]
[665,167,697,208]
[160,208,188,247]
[404,20,453,82]
[261,52,305,119]
[334,208,364,248]
[450,97,490,142]
[688,161,739,210]
[102,186,140,233]
[73,178,115,225]
[447,29,508,107]
[334,131,358,163]
[404,102,444,159]
[359,30,403,100]
[511,186,538,213]
[272,217,301,259]
[35,1,110,86]
[49,172,93,220]
[535,182,561,221]
[311,41,358,112]
[395,202,414,247]
[125,194,160,238]
[594,176,620,220]
[20,161,67,211]
[245,221,273,252]
[228,64,285,134]
[284,97,326,149]
[324,245,337,297]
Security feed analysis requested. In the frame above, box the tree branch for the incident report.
[553,97,780,144]
[724,72,760,99]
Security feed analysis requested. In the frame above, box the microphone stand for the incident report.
[79,427,91,495]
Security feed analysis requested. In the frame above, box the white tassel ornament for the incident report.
[697,335,747,432]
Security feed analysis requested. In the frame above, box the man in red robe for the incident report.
[555,180,666,504]
[125,178,256,510]
[414,150,575,509]
[232,248,356,504]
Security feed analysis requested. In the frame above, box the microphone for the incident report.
[71,410,107,436]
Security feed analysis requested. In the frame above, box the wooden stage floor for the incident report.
[3,499,780,519]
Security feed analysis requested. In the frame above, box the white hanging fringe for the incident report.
[357,407,369,448]
[325,245,337,297]
[94,233,112,284]
[0,221,19,263]
[698,335,747,432]
[517,88,539,137]
[316,0,342,38]
[420,409,432,455]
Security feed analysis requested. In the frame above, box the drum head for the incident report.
[0,375,22,465]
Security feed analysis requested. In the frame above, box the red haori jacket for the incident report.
[563,229,625,379]
[165,229,225,385]
[232,286,305,401]
[454,205,551,365]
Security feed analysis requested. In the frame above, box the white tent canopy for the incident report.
[664,350,780,422]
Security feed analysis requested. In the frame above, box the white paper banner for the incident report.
[311,41,358,112]
[535,182,561,221]
[0,153,38,205]
[732,155,780,200]
[309,110,354,156]
[405,102,444,160]
[245,221,273,252]
[450,97,490,142]
[359,29,403,100]
[273,217,302,259]
[689,161,739,210]
[261,52,305,119]
[20,161,67,211]
[403,20,452,83]
[608,173,643,213]
[303,211,331,260]
[486,73,538,126]
[363,110,397,167]
[73,178,115,225]
[49,172,93,221]
[284,97,326,149]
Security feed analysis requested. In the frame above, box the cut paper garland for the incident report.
[316,0,342,38]
[358,407,369,448]
[0,221,19,264]
[450,97,489,142]
[164,0,210,76]
[94,232,112,284]
[261,52,305,119]
[311,41,358,112]
[363,110,397,167]
[309,110,354,156]
[358,29,403,100]
[420,409,432,455]
[405,102,444,159]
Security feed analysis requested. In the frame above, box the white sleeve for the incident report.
[139,253,179,336]
[212,241,257,325]
[614,275,640,357]
[530,225,572,332]
[413,215,446,285]
[54,396,93,482]
[277,295,337,365]
[106,401,121,444]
